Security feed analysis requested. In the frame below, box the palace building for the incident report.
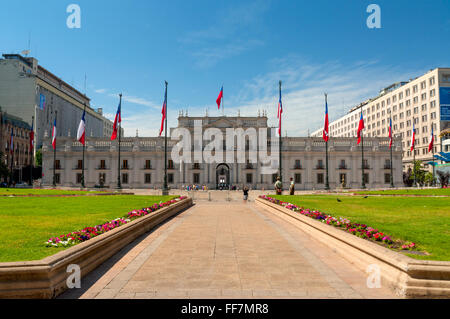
[42,113,402,190]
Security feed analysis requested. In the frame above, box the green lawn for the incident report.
[272,195,450,261]
[0,188,112,196]
[350,188,450,196]
[0,195,175,262]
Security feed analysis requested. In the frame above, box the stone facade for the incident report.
[42,115,402,190]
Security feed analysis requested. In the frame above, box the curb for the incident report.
[0,197,193,299]
[255,197,450,298]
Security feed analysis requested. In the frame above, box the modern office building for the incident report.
[311,68,450,171]
[42,114,402,189]
[0,54,117,150]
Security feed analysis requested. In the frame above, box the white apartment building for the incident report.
[312,68,450,171]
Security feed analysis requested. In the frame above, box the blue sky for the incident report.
[1,0,449,136]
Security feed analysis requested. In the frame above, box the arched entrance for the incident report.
[216,163,230,190]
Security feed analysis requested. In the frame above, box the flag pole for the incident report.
[30,115,34,187]
[117,93,122,189]
[325,93,329,190]
[163,81,168,195]
[53,111,57,187]
[390,115,394,188]
[9,130,14,187]
[413,119,416,187]
[432,128,435,186]
[81,104,86,189]
[279,80,282,184]
[361,108,366,189]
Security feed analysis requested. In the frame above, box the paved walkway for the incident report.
[60,201,396,299]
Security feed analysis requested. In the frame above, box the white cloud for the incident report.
[192,57,426,136]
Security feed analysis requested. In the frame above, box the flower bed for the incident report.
[259,195,417,251]
[45,196,187,247]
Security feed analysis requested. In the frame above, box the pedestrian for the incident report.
[289,177,295,195]
[274,176,282,195]
[243,185,249,202]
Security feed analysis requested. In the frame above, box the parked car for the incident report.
[0,182,7,188]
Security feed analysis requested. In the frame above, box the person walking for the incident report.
[289,177,295,195]
[274,176,282,195]
[243,185,249,202]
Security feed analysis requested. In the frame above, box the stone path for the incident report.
[60,201,396,299]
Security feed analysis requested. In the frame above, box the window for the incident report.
[193,173,200,184]
[317,173,324,184]
[168,173,174,183]
[122,159,128,169]
[294,159,301,169]
[55,173,60,184]
[421,81,426,90]
[413,85,418,93]
[429,76,435,85]
[246,173,253,184]
[317,159,324,169]
[295,173,301,184]
[145,174,151,184]
[430,89,435,97]
[122,173,128,184]
[384,159,391,169]
[77,160,83,169]
[363,173,369,184]
[339,159,347,169]
[422,115,427,122]
[384,173,391,184]
[99,160,106,169]
[413,107,418,114]
[421,93,426,101]
[168,160,174,169]
[76,173,82,184]
[145,160,151,169]
[405,89,410,96]
[55,159,61,169]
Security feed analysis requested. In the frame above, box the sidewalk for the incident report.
[60,201,396,299]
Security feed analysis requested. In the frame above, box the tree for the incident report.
[424,172,434,186]
[436,170,449,188]
[0,152,9,181]
[407,160,427,186]
[403,168,413,187]
[35,149,42,167]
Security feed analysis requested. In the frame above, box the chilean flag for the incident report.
[216,86,223,109]
[388,117,393,149]
[322,96,329,142]
[10,128,14,155]
[277,89,283,136]
[428,125,434,153]
[51,117,57,150]
[357,111,364,145]
[410,122,415,152]
[159,85,167,136]
[111,100,121,141]
[77,110,86,145]
[30,120,34,152]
